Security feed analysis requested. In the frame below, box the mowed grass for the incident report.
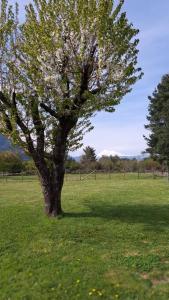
[1,175,169,300]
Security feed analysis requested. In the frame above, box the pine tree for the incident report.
[81,146,97,164]
[145,74,169,168]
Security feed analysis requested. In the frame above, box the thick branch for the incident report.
[71,45,97,111]
[40,102,59,119]
[0,91,11,107]
[11,92,35,155]
[3,112,13,132]
[0,100,13,132]
[30,98,45,153]
[90,87,102,95]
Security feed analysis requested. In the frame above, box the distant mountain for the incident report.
[97,149,149,160]
[120,154,149,161]
[73,156,81,162]
[0,134,29,160]
[72,151,149,162]
[0,135,12,152]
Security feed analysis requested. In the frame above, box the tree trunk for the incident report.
[33,118,76,217]
[39,163,65,217]
[43,180,63,217]
[167,162,169,182]
[37,126,67,217]
[39,156,65,217]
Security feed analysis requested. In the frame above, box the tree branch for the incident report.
[3,112,13,132]
[30,98,45,153]
[0,91,11,108]
[40,102,59,119]
[11,92,35,155]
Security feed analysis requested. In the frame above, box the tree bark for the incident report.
[38,158,65,217]
[41,174,63,217]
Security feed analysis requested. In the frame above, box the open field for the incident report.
[1,175,169,299]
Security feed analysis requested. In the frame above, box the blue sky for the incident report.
[11,0,169,156]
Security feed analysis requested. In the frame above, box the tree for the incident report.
[0,0,142,217]
[81,146,97,171]
[81,146,96,162]
[145,74,169,170]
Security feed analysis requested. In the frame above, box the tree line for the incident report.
[0,146,165,175]
[66,146,164,173]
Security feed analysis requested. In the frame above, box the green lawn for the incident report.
[0,175,169,299]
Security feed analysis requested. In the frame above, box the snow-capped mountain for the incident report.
[97,149,149,160]
[97,149,122,158]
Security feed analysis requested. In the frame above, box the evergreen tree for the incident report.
[0,0,142,216]
[145,74,169,168]
[81,146,97,164]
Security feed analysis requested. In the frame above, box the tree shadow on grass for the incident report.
[65,202,169,232]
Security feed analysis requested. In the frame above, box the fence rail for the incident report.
[0,170,168,183]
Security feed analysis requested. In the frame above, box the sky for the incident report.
[11,0,169,156]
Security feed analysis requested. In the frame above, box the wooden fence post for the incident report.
[138,169,140,179]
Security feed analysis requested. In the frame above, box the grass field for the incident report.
[1,175,169,299]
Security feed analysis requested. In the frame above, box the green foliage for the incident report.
[98,155,122,171]
[65,155,163,173]
[0,0,142,154]
[98,156,163,173]
[145,74,169,164]
[23,159,37,174]
[0,151,23,173]
[139,158,161,172]
[1,176,169,299]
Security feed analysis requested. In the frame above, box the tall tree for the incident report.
[0,0,142,217]
[81,146,97,163]
[145,74,169,170]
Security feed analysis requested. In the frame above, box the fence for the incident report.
[65,170,169,181]
[0,172,37,182]
[0,170,168,183]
